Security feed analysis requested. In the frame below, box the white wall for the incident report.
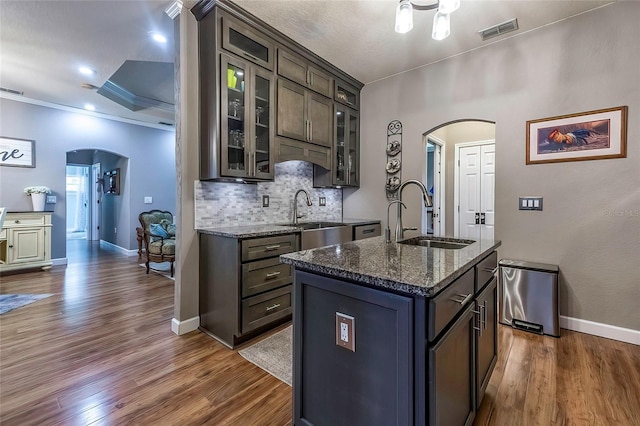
[345,2,640,330]
[0,99,176,258]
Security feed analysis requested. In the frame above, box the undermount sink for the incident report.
[279,222,352,249]
[399,236,475,250]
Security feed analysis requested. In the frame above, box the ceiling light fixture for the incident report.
[394,0,460,40]
[79,66,95,76]
[151,33,167,43]
[84,103,96,111]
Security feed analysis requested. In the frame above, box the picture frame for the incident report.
[103,168,120,195]
[0,137,35,168]
[526,106,627,165]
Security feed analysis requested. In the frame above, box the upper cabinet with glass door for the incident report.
[221,15,275,70]
[335,80,360,110]
[221,54,275,180]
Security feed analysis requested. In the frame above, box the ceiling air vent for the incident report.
[0,87,24,96]
[478,18,519,41]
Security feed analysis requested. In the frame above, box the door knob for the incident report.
[480,212,486,225]
[475,212,480,225]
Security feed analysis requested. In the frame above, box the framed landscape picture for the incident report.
[526,106,627,164]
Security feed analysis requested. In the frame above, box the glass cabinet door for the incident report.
[251,67,274,179]
[347,109,359,186]
[221,54,248,177]
[334,105,347,186]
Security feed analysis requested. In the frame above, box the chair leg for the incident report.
[170,261,174,278]
[145,260,150,274]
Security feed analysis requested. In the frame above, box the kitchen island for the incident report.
[281,236,501,426]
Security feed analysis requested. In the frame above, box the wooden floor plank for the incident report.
[1,240,638,425]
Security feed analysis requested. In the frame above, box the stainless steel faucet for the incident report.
[293,189,313,225]
[395,179,433,241]
[386,200,406,243]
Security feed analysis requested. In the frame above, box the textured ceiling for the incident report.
[0,0,615,126]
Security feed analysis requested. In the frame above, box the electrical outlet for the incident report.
[144,196,153,204]
[262,195,269,207]
[319,196,326,206]
[46,195,57,204]
[114,227,117,234]
[335,312,355,352]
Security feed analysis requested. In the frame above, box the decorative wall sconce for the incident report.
[395,0,460,40]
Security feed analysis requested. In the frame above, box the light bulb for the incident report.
[432,11,450,40]
[395,0,413,34]
[438,0,460,14]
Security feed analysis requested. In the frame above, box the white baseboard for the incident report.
[99,240,138,256]
[51,257,68,266]
[560,315,640,346]
[171,316,200,335]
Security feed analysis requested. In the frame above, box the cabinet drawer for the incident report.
[242,257,293,298]
[428,268,475,342]
[6,215,45,226]
[475,251,498,292]
[353,223,381,240]
[241,234,297,262]
[241,285,292,333]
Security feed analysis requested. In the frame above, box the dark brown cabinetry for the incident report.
[220,54,275,179]
[278,49,332,97]
[475,277,498,407]
[195,1,363,181]
[200,232,297,348]
[314,103,359,187]
[276,79,333,148]
[221,14,275,70]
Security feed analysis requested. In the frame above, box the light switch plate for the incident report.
[262,195,269,207]
[319,196,326,206]
[144,196,153,204]
[46,195,57,204]
[335,312,355,352]
[519,196,543,211]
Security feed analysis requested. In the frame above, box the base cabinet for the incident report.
[199,232,298,348]
[0,212,52,273]
[292,250,498,426]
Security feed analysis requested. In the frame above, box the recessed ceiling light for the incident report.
[84,104,96,111]
[79,66,95,76]
[151,33,167,43]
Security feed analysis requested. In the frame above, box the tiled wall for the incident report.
[195,161,342,228]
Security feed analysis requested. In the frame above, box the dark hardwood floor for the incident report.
[0,240,638,425]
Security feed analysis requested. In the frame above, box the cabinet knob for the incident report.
[14,220,20,223]
[8,245,13,248]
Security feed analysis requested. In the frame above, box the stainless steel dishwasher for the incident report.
[499,259,560,337]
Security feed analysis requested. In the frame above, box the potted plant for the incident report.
[24,186,51,211]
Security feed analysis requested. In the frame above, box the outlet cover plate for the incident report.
[335,312,355,352]
[262,195,269,207]
[46,195,57,203]
[144,196,153,204]
[319,196,326,206]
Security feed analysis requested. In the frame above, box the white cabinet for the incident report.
[0,212,52,272]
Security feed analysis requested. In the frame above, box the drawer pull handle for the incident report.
[266,303,281,312]
[14,220,20,223]
[264,245,281,251]
[265,271,281,280]
[451,293,473,305]
[362,228,375,234]
[481,266,498,275]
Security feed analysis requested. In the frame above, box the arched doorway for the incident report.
[423,120,496,238]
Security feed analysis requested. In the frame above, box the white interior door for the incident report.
[456,142,495,240]
[459,146,482,240]
[480,145,495,241]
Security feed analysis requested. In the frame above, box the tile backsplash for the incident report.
[195,161,342,228]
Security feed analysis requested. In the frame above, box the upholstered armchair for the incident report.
[136,210,176,277]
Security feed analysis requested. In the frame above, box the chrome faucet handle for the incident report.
[386,201,407,243]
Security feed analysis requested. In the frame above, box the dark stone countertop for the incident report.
[197,218,381,239]
[280,236,501,297]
